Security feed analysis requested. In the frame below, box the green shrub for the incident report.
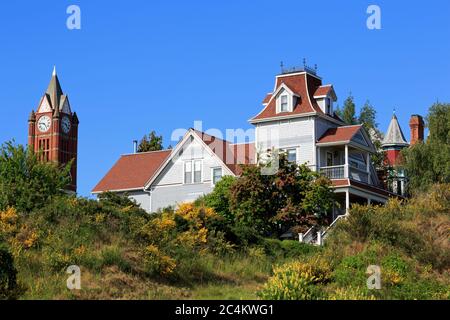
[0,142,71,212]
[0,243,23,300]
[100,246,131,272]
[202,176,237,223]
[261,239,319,258]
[329,287,376,300]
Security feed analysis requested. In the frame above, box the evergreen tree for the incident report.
[358,100,378,132]
[340,94,357,125]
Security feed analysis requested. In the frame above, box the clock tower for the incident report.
[28,67,79,192]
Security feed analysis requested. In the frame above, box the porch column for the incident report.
[345,190,350,215]
[344,144,349,178]
[366,152,371,184]
[317,146,321,172]
[367,198,372,205]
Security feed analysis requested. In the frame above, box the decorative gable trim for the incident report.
[60,96,72,114]
[37,95,52,113]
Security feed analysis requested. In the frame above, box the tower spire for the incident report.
[46,67,63,110]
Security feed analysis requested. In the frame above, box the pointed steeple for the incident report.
[382,112,409,147]
[46,66,63,110]
[29,110,36,122]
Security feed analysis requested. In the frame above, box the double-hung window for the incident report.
[194,160,202,183]
[280,95,288,112]
[212,167,223,185]
[184,160,202,184]
[184,161,192,184]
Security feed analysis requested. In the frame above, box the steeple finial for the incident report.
[52,65,57,76]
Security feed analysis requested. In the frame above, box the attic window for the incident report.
[280,95,288,112]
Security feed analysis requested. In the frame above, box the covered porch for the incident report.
[331,181,389,220]
[316,125,378,186]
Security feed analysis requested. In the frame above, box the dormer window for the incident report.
[280,95,288,112]
[275,85,297,114]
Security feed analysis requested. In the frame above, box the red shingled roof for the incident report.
[192,129,255,175]
[317,125,362,144]
[314,85,333,97]
[93,130,256,193]
[331,178,401,198]
[251,72,324,121]
[92,150,171,193]
[262,94,272,104]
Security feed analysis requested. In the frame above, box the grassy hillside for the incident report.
[260,184,450,300]
[0,193,317,299]
[1,186,449,300]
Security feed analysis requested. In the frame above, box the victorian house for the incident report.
[92,66,420,220]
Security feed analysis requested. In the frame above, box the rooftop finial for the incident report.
[52,65,57,76]
[280,61,284,72]
[303,58,306,67]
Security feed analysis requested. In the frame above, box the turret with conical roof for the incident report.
[382,113,409,148]
[380,111,410,196]
[381,112,409,167]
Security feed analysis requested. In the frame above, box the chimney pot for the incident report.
[133,140,138,153]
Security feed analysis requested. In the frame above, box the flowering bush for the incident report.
[258,259,331,300]
[0,207,18,235]
[139,203,233,279]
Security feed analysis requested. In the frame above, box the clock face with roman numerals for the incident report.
[37,116,51,132]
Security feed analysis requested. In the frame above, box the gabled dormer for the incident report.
[314,85,337,116]
[274,83,299,114]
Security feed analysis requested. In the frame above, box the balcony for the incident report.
[320,165,369,184]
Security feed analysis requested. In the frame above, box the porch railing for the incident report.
[320,165,345,179]
[320,165,370,184]
[349,167,369,184]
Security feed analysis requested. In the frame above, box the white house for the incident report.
[92,66,395,218]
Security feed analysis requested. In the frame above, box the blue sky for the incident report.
[0,0,449,197]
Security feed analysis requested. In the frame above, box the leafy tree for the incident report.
[230,153,334,235]
[202,175,237,224]
[0,142,71,212]
[138,131,163,152]
[402,103,450,191]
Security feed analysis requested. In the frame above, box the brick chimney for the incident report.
[409,115,424,145]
